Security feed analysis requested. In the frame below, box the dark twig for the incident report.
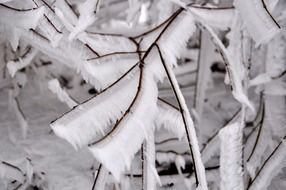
[91,164,102,190]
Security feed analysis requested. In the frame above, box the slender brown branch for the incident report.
[158,97,179,110]
[40,0,55,13]
[272,69,286,79]
[14,97,27,120]
[247,101,265,161]
[247,135,286,189]
[93,0,101,14]
[87,31,124,37]
[51,61,139,124]
[200,108,241,153]
[31,0,62,34]
[91,164,102,190]
[88,65,143,146]
[86,51,145,61]
[43,15,63,34]
[154,43,199,187]
[188,4,234,10]
[0,4,36,11]
[85,44,100,57]
[133,8,183,39]
[261,0,280,28]
[1,161,24,175]
[30,29,50,42]
[155,138,179,145]
[156,150,189,156]
[193,30,202,108]
[141,144,144,190]
[88,39,143,146]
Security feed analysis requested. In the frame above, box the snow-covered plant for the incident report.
[0,0,285,190]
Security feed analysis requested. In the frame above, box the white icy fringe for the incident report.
[159,11,196,68]
[55,0,78,26]
[0,5,45,50]
[37,11,63,47]
[248,138,286,190]
[219,122,243,190]
[48,79,77,108]
[143,130,161,190]
[7,48,38,77]
[189,6,234,30]
[55,7,135,55]
[175,155,186,181]
[69,0,100,40]
[0,161,25,183]
[81,56,138,90]
[50,67,139,149]
[234,0,280,45]
[89,70,158,182]
[0,5,44,30]
[156,99,185,139]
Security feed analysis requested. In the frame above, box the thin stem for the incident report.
[155,44,208,188]
[86,51,145,61]
[246,101,265,161]
[141,144,145,190]
[261,0,280,28]
[155,138,179,145]
[133,8,183,39]
[247,135,286,189]
[193,30,202,108]
[91,164,102,190]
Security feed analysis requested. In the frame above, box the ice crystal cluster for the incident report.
[0,0,285,189]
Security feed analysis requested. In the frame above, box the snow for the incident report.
[219,122,243,190]
[51,66,140,149]
[0,0,285,189]
[248,139,286,190]
[158,11,196,68]
[89,69,159,182]
[234,0,280,45]
[48,79,78,108]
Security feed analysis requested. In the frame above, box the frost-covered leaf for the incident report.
[219,122,243,190]
[248,137,286,190]
[189,5,234,30]
[69,0,101,40]
[155,98,185,139]
[0,5,45,30]
[81,54,138,90]
[158,11,196,68]
[51,65,140,149]
[88,69,158,182]
[193,12,254,112]
[234,0,281,45]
